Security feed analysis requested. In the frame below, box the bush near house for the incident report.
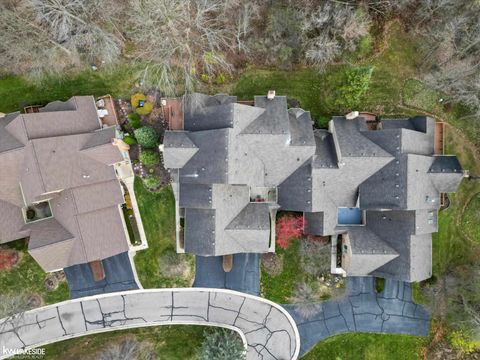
[130,92,146,108]
[0,249,19,270]
[127,112,142,129]
[198,328,246,360]
[335,66,374,110]
[142,175,161,190]
[139,149,160,168]
[276,214,305,249]
[134,126,159,148]
[135,101,153,115]
[123,135,137,145]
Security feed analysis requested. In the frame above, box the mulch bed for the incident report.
[120,90,171,191]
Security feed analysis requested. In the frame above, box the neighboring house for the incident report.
[163,93,464,283]
[0,96,145,283]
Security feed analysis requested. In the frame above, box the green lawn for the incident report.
[133,179,194,288]
[0,240,69,305]
[261,241,302,303]
[432,128,480,276]
[302,333,425,360]
[0,65,137,113]
[42,325,206,360]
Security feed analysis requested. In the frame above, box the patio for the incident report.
[96,95,119,127]
[161,98,183,130]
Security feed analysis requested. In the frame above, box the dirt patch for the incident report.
[44,271,66,291]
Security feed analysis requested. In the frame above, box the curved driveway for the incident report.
[0,288,299,360]
[284,277,430,356]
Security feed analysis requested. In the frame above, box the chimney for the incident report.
[267,90,276,100]
[345,111,359,120]
[112,138,130,152]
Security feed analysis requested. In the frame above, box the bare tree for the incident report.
[0,1,76,76]
[289,282,322,318]
[301,2,371,71]
[0,0,122,77]
[127,0,251,95]
[97,338,155,360]
[30,0,122,64]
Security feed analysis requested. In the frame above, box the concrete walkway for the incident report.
[284,277,430,356]
[0,288,300,360]
[194,253,260,295]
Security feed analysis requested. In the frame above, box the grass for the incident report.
[0,240,69,304]
[261,241,302,303]
[301,333,425,360]
[232,23,421,128]
[0,65,137,113]
[462,193,480,241]
[431,128,480,276]
[133,179,194,288]
[42,325,206,360]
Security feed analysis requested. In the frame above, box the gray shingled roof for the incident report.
[365,210,432,282]
[342,227,399,276]
[163,131,199,169]
[184,208,216,255]
[226,203,271,231]
[165,94,463,280]
[183,93,237,131]
[179,128,229,184]
[331,117,393,158]
[241,96,290,135]
[278,160,313,212]
[179,183,213,209]
[304,212,324,235]
[288,109,315,146]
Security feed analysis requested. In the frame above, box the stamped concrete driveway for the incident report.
[0,288,299,360]
[284,277,430,356]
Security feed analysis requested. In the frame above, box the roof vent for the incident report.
[267,90,276,100]
[345,111,359,120]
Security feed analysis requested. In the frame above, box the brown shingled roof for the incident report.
[0,96,131,272]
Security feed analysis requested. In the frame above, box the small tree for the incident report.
[130,92,146,108]
[199,328,246,360]
[139,149,160,167]
[135,101,154,115]
[142,175,161,190]
[276,214,305,249]
[289,282,322,318]
[123,135,137,145]
[127,112,142,129]
[299,238,330,276]
[335,66,374,110]
[134,126,158,148]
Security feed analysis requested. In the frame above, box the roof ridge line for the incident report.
[70,190,89,262]
[30,141,47,194]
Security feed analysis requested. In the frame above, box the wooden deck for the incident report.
[24,105,41,113]
[97,95,119,126]
[434,121,445,155]
[161,98,183,130]
[359,112,378,130]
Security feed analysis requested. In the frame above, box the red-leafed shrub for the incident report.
[0,250,20,270]
[276,215,305,249]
